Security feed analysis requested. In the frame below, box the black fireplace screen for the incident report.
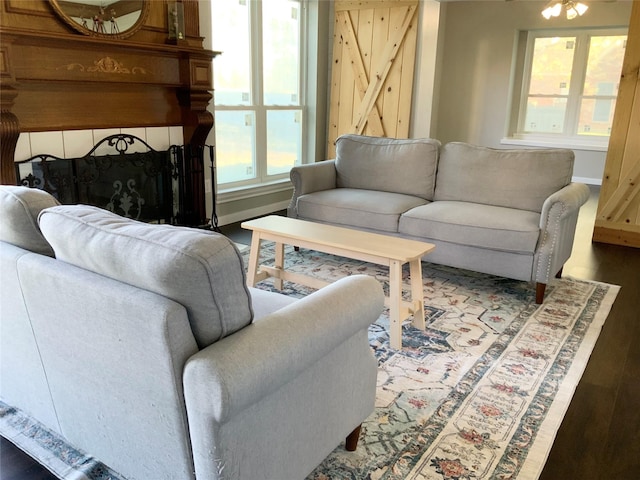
[15,134,214,228]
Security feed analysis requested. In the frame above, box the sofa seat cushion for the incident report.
[38,205,253,349]
[335,134,440,200]
[296,188,428,233]
[434,142,574,212]
[0,186,59,256]
[399,201,541,253]
[249,287,298,321]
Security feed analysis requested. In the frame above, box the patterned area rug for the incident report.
[0,244,619,480]
[0,402,122,480]
[246,245,619,480]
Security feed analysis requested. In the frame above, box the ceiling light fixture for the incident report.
[542,0,589,20]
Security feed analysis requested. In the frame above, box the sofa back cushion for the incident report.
[38,205,253,349]
[335,134,441,200]
[0,186,59,256]
[434,142,574,212]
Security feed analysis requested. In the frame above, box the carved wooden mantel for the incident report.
[0,0,219,185]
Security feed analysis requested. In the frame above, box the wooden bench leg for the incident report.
[246,234,262,287]
[345,424,362,451]
[556,267,563,279]
[388,260,403,349]
[274,242,284,290]
[536,282,546,304]
[409,259,426,331]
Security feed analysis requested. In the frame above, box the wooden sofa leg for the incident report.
[536,267,563,304]
[294,246,300,252]
[345,424,362,451]
[535,282,546,304]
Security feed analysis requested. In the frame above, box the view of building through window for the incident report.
[522,31,626,139]
[210,0,303,187]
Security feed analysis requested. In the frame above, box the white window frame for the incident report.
[503,27,627,152]
[212,0,310,194]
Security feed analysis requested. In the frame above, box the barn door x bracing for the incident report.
[327,0,418,158]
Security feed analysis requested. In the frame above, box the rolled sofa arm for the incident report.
[534,182,591,284]
[183,274,383,424]
[288,160,337,217]
[539,182,591,225]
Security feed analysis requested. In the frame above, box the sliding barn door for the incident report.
[327,0,418,158]
[593,0,640,248]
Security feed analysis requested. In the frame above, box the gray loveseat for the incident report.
[0,186,384,480]
[288,134,591,303]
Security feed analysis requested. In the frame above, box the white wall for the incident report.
[411,0,443,137]
[411,0,633,185]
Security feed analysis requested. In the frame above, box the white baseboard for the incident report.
[216,200,291,226]
[572,176,602,186]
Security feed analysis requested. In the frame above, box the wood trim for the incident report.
[189,59,213,89]
[4,0,51,16]
[183,0,200,38]
[0,44,15,82]
[593,0,640,248]
[0,109,19,185]
[593,225,640,247]
[598,160,640,222]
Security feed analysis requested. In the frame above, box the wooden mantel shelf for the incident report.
[0,25,214,55]
[0,0,219,185]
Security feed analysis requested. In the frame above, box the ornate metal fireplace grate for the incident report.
[15,134,212,227]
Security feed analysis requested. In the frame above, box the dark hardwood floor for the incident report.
[0,438,54,480]
[538,187,640,480]
[2,187,639,480]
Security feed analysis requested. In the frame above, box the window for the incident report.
[509,28,626,148]
[211,0,305,188]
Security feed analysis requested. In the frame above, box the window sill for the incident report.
[501,136,609,152]
[217,178,292,204]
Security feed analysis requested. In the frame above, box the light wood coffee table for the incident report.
[241,215,435,349]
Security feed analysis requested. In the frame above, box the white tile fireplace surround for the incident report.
[14,127,184,163]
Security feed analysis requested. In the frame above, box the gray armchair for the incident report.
[0,186,384,480]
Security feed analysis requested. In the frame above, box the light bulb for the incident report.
[575,3,588,15]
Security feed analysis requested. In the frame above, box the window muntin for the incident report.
[211,2,251,107]
[263,2,301,106]
[517,29,626,142]
[211,0,304,187]
[578,35,626,136]
[214,111,256,184]
[266,109,302,176]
